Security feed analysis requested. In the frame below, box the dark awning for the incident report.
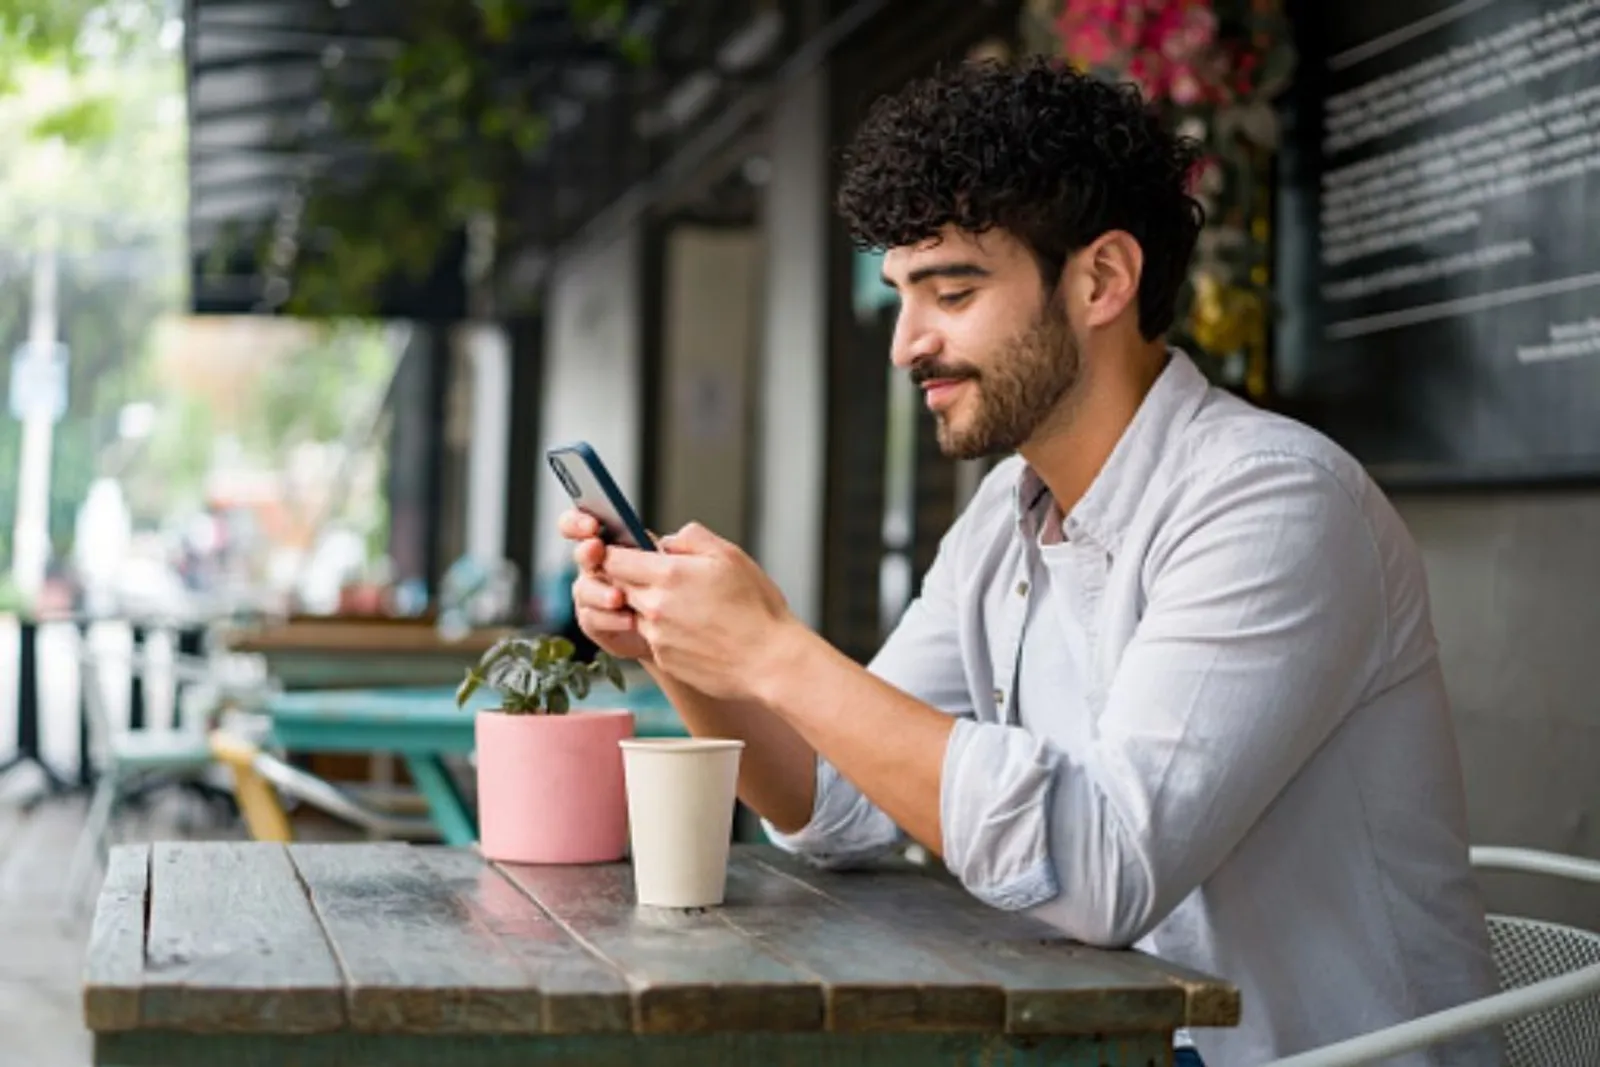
[184,0,802,319]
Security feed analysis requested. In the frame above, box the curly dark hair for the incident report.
[836,57,1204,340]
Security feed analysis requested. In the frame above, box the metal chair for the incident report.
[207,726,440,843]
[1267,847,1600,1066]
[61,639,256,913]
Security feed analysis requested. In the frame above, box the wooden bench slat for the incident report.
[289,843,547,1033]
[495,861,825,1034]
[83,843,150,1032]
[1121,950,1241,1028]
[142,842,345,1033]
[719,850,1002,1032]
[752,847,1194,1035]
[411,848,633,1034]
[95,1028,1177,1067]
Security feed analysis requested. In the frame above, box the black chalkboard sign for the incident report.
[1274,0,1600,485]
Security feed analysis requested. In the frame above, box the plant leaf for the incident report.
[533,635,556,668]
[476,636,519,675]
[546,688,569,715]
[456,669,483,708]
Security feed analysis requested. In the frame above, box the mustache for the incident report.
[908,362,979,387]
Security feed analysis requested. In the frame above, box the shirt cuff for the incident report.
[761,755,900,868]
[940,717,1062,911]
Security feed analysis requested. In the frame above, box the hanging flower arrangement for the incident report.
[1022,0,1296,399]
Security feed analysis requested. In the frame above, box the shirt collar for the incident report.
[1011,348,1210,548]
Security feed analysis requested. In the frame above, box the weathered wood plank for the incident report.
[94,1028,1177,1067]
[719,850,1001,1032]
[412,849,631,1034]
[1121,945,1242,1028]
[141,842,345,1032]
[753,847,1191,1036]
[883,857,1239,1026]
[496,861,824,1033]
[289,843,545,1033]
[82,844,150,1032]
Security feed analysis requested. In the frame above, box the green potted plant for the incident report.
[457,635,633,864]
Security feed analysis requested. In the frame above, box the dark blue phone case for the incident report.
[546,441,656,551]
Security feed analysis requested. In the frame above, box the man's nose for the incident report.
[890,313,941,370]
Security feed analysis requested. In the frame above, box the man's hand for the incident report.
[602,522,800,703]
[570,517,820,832]
[595,517,949,850]
[558,509,653,663]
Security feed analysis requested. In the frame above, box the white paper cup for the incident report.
[618,738,744,908]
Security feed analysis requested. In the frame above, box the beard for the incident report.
[916,297,1082,460]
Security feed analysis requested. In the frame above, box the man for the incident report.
[561,59,1501,1065]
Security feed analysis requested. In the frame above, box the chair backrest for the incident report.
[1487,914,1600,1066]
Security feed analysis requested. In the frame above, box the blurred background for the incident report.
[1,0,1598,1062]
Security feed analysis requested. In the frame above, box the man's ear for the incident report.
[1071,231,1143,331]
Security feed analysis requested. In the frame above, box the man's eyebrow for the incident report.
[880,262,992,289]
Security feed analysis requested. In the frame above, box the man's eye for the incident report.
[937,289,974,308]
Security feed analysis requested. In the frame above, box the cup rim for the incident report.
[618,737,745,753]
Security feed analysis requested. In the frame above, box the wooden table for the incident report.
[84,841,1238,1066]
[267,682,687,845]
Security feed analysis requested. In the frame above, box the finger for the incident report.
[602,544,674,586]
[657,521,721,555]
[573,575,626,613]
[620,586,664,621]
[579,607,637,634]
[572,537,606,573]
[558,509,601,540]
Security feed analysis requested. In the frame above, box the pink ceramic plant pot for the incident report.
[474,707,635,864]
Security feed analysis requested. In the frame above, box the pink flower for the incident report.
[1169,65,1204,105]
[1065,24,1116,65]
[1049,0,1270,107]
[1110,10,1144,51]
[1127,54,1159,100]
[1185,155,1218,193]
[1188,5,1218,45]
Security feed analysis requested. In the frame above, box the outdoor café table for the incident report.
[267,682,688,846]
[83,841,1238,1067]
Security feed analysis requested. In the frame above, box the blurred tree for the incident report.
[245,323,391,452]
[2,1,402,583]
[0,3,183,558]
[0,0,178,144]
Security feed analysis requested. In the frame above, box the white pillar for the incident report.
[460,323,510,564]
[11,226,59,601]
[754,65,829,628]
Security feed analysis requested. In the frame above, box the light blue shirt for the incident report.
[766,351,1501,1065]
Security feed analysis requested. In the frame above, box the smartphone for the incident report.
[546,441,655,550]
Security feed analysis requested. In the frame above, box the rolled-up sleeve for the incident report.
[763,523,976,866]
[940,454,1388,946]
[759,754,904,865]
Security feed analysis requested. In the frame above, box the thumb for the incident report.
[659,521,721,555]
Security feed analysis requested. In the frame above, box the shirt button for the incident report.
[993,688,1005,706]
[1015,580,1029,597]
